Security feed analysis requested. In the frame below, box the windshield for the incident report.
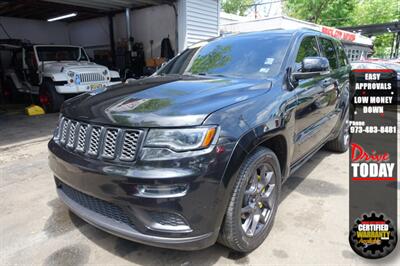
[157,34,292,79]
[35,46,88,62]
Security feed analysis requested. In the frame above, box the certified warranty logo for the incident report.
[349,212,397,259]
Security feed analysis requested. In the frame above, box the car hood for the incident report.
[41,61,107,73]
[62,75,272,127]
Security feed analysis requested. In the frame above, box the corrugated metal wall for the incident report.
[184,0,219,48]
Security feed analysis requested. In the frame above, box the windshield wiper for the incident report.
[158,73,228,78]
[194,72,227,77]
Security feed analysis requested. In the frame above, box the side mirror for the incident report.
[292,57,330,80]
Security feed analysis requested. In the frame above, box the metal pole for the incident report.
[125,7,132,53]
[390,33,395,58]
[394,32,400,58]
[108,14,116,67]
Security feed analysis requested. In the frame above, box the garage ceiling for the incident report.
[0,0,175,22]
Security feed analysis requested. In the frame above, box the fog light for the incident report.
[133,184,188,198]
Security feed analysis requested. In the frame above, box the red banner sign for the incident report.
[321,26,356,42]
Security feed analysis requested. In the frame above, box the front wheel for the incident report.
[219,147,281,252]
[39,80,64,113]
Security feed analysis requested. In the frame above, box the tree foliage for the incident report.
[284,0,357,27]
[221,0,255,16]
[284,0,400,57]
[350,0,399,57]
[191,45,232,74]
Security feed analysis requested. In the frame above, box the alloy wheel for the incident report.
[241,163,276,237]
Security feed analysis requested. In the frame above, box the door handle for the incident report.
[334,80,340,95]
[323,79,340,94]
[321,79,331,88]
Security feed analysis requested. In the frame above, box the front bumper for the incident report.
[56,180,215,250]
[48,139,233,250]
[55,81,121,94]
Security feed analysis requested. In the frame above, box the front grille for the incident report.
[102,129,119,158]
[78,72,105,83]
[88,126,101,156]
[67,121,77,148]
[76,124,88,152]
[120,131,140,161]
[60,119,69,144]
[59,180,135,229]
[56,117,141,162]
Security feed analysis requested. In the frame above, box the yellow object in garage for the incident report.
[25,105,45,116]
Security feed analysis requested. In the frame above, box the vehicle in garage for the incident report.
[48,29,350,252]
[1,39,121,112]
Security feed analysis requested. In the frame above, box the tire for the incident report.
[325,111,349,153]
[219,147,281,252]
[39,80,64,113]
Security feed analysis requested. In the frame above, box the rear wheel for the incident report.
[39,80,64,113]
[219,147,281,252]
[325,111,349,153]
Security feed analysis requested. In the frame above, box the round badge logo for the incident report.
[349,212,397,259]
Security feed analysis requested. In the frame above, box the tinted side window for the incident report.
[295,36,319,63]
[319,38,338,69]
[336,42,348,67]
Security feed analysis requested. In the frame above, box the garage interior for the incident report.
[0,0,181,115]
[0,0,220,116]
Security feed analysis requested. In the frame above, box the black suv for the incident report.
[48,29,350,252]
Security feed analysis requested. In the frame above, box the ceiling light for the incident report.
[47,13,77,22]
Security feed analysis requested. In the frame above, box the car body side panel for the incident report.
[292,72,340,162]
[203,78,297,189]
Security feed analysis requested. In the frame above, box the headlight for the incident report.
[144,127,217,151]
[102,69,108,76]
[67,71,75,78]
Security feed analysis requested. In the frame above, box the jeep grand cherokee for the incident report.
[48,29,350,252]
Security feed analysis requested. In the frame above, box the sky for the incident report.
[244,0,284,19]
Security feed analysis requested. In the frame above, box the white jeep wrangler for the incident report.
[2,42,121,112]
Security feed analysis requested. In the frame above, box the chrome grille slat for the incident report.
[60,118,70,144]
[102,129,119,159]
[88,126,102,156]
[120,130,140,161]
[78,72,105,83]
[55,117,64,141]
[56,117,141,162]
[67,121,78,148]
[76,124,88,152]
